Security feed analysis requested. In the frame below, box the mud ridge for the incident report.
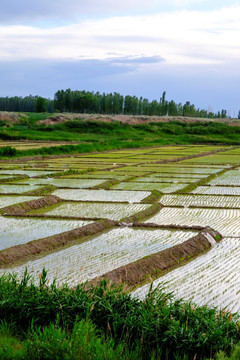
[0,175,29,184]
[93,227,222,288]
[130,222,205,231]
[120,203,162,224]
[141,190,163,204]
[0,219,116,267]
[23,185,57,196]
[0,195,62,215]
[91,178,120,190]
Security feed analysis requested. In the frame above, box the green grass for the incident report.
[0,269,240,359]
[0,117,240,158]
[0,319,135,360]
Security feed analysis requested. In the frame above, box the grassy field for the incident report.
[0,112,240,159]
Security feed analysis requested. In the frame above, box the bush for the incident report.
[0,146,17,157]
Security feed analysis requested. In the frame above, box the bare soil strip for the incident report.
[93,227,222,288]
[0,219,116,267]
[130,222,205,231]
[0,195,62,215]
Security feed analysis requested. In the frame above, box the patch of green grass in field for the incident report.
[0,119,240,158]
[181,155,240,164]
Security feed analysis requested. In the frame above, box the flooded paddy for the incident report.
[0,228,197,287]
[1,144,240,313]
[0,217,91,250]
[17,178,105,188]
[134,176,198,183]
[207,170,240,186]
[123,165,223,174]
[132,237,240,314]
[52,189,151,202]
[192,186,240,196]
[0,184,40,194]
[146,207,240,236]
[32,202,151,220]
[161,194,240,208]
[113,181,186,192]
[0,195,39,208]
[0,170,59,177]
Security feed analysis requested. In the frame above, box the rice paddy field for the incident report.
[1,143,240,316]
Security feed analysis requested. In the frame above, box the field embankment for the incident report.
[0,112,240,159]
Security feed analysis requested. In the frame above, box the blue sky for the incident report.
[1,0,240,115]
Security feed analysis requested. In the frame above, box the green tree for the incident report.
[35,97,47,113]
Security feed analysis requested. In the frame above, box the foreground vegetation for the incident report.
[0,270,240,359]
[1,112,240,158]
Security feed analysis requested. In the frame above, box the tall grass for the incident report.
[0,269,239,359]
[0,319,136,360]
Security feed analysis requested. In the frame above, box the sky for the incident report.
[1,0,240,115]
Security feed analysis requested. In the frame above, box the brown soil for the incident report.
[38,113,240,126]
[131,222,205,231]
[93,227,222,288]
[0,219,116,267]
[0,195,62,215]
[0,112,25,124]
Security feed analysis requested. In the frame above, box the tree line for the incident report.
[0,90,228,118]
[0,95,54,113]
[54,89,228,118]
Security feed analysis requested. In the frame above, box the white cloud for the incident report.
[0,5,240,68]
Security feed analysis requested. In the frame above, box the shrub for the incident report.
[0,146,17,157]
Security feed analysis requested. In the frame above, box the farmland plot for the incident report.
[207,170,240,186]
[0,217,91,250]
[135,176,198,183]
[0,170,59,177]
[114,181,186,192]
[181,154,240,164]
[0,228,197,287]
[132,238,240,314]
[53,189,151,202]
[146,207,240,236]
[160,194,240,208]
[61,174,127,180]
[17,178,105,188]
[0,184,40,194]
[32,202,151,220]
[192,186,240,196]
[152,173,207,179]
[126,166,223,174]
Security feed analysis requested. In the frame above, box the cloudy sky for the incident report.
[1,0,240,114]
